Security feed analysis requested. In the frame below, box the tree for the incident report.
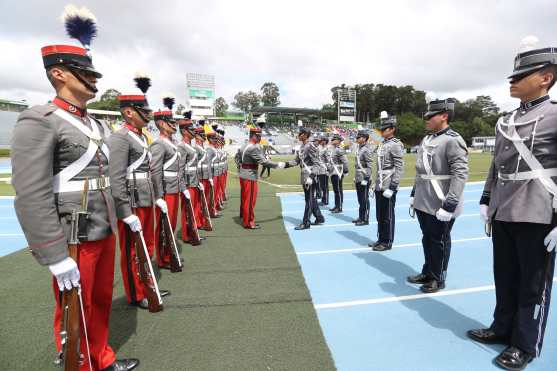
[87,88,121,111]
[215,97,229,117]
[232,91,261,113]
[175,104,185,115]
[260,82,281,106]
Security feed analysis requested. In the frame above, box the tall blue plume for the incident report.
[62,4,97,48]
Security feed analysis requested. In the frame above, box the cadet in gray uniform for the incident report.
[353,130,375,226]
[314,135,326,199]
[151,104,180,269]
[369,113,404,251]
[236,126,285,229]
[407,99,468,293]
[285,128,325,230]
[467,40,557,370]
[318,135,332,206]
[329,134,349,213]
[11,8,139,370]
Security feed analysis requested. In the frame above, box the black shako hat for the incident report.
[423,99,455,120]
[42,5,102,78]
[509,36,557,80]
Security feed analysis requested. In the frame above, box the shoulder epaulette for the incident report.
[446,129,460,137]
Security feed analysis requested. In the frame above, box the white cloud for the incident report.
[1,0,556,112]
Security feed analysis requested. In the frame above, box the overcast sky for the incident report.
[1,0,556,113]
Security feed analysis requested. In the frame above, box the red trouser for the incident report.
[193,186,208,229]
[213,176,222,210]
[219,174,226,203]
[180,187,201,241]
[240,178,258,227]
[52,234,117,371]
[201,179,216,216]
[118,206,155,304]
[155,193,179,268]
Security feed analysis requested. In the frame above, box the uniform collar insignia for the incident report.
[520,95,549,111]
[124,123,142,135]
[53,97,87,117]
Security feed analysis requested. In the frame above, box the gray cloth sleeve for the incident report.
[480,158,496,205]
[12,109,68,265]
[442,137,469,213]
[388,143,405,191]
[149,141,165,199]
[108,132,133,219]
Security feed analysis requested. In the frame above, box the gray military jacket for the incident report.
[286,141,320,184]
[375,137,405,192]
[412,127,468,216]
[206,145,219,178]
[150,137,180,198]
[108,125,155,219]
[237,141,279,180]
[195,143,212,180]
[354,143,375,183]
[12,103,117,265]
[177,140,200,188]
[330,145,349,177]
[318,145,331,176]
[482,97,557,224]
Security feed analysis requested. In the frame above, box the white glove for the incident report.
[209,178,214,186]
[361,180,368,186]
[198,183,204,191]
[305,177,313,185]
[277,162,286,169]
[123,214,142,232]
[436,208,453,222]
[49,257,80,291]
[156,198,168,213]
[183,189,191,199]
[383,189,394,199]
[544,227,557,252]
[480,204,489,223]
[409,197,414,207]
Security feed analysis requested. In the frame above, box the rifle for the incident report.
[198,183,213,231]
[183,190,201,245]
[130,172,163,313]
[60,181,92,371]
[158,209,183,272]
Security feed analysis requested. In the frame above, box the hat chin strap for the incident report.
[132,106,150,124]
[68,67,98,94]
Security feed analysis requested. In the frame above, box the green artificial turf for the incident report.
[0,173,335,371]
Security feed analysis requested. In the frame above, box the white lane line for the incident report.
[0,217,16,219]
[286,213,480,229]
[0,233,24,237]
[0,196,15,200]
[297,236,490,256]
[315,278,557,310]
[282,199,480,214]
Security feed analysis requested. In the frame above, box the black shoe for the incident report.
[373,243,392,252]
[244,225,261,230]
[407,273,431,284]
[211,213,222,218]
[295,223,310,230]
[329,207,339,212]
[132,298,149,310]
[355,221,369,226]
[311,218,325,225]
[368,241,381,248]
[351,219,361,223]
[420,280,445,293]
[101,358,140,371]
[495,346,533,371]
[160,289,171,297]
[467,328,510,345]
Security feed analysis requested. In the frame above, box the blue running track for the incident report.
[279,182,556,371]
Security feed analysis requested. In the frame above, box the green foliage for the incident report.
[215,97,229,116]
[396,112,426,146]
[175,104,185,115]
[260,82,281,107]
[232,91,261,113]
[0,148,10,157]
[87,88,121,111]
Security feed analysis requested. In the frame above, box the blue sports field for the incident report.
[279,182,557,371]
